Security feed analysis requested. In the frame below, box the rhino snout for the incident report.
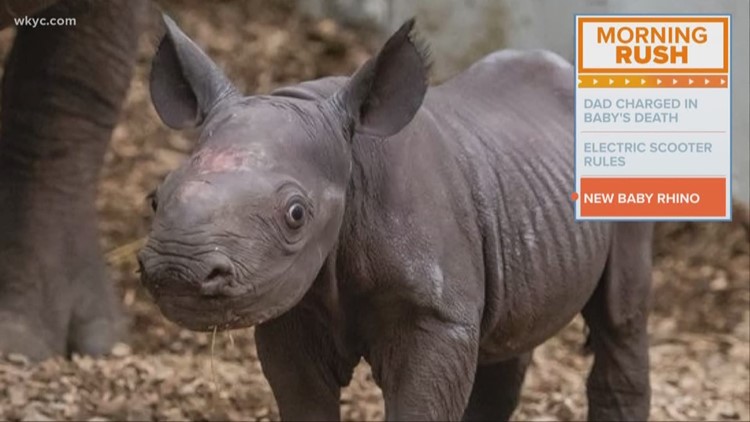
[137,247,240,299]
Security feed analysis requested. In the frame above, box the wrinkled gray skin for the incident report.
[139,16,654,422]
[0,0,146,360]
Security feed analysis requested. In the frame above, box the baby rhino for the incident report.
[139,15,653,422]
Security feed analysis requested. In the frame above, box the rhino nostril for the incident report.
[206,265,232,281]
[203,256,234,282]
[199,257,236,297]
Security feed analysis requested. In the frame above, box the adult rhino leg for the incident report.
[581,223,653,421]
[0,0,145,359]
[462,352,532,421]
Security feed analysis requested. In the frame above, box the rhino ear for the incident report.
[150,14,238,129]
[335,18,430,138]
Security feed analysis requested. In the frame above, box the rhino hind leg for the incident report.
[0,0,145,359]
[462,351,532,422]
[581,223,653,421]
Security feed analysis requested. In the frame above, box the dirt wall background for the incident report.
[0,1,748,420]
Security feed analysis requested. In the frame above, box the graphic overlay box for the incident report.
[574,16,731,220]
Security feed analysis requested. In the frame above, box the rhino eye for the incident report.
[147,191,158,212]
[285,202,306,229]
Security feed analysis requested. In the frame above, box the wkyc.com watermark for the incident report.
[13,16,76,27]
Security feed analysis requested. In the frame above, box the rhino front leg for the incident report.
[462,351,532,421]
[256,307,358,421]
[0,0,145,359]
[369,318,480,421]
[581,223,653,421]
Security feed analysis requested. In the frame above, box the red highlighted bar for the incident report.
[580,177,726,217]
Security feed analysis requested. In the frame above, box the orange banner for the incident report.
[577,17,729,73]
[579,177,726,217]
[578,75,728,88]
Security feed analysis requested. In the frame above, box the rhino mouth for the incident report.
[148,273,301,332]
[155,295,274,331]
[139,234,316,332]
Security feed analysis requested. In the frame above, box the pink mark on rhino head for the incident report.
[189,145,270,175]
